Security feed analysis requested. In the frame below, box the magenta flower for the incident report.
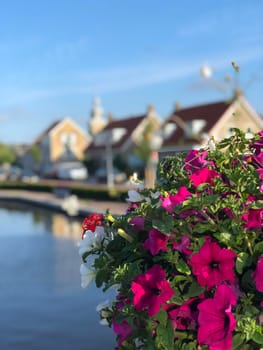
[143,229,170,255]
[253,255,263,292]
[242,208,263,230]
[131,265,174,317]
[190,167,220,187]
[257,168,263,180]
[189,240,236,290]
[172,235,192,256]
[184,150,208,172]
[161,186,191,213]
[129,216,145,232]
[251,132,263,155]
[112,318,133,350]
[198,285,237,350]
[168,303,196,330]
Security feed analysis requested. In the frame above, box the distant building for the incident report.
[86,104,161,172]
[159,95,263,157]
[21,117,91,176]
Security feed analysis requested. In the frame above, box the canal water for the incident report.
[0,201,115,350]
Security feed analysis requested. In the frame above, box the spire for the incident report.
[91,97,103,120]
[88,97,107,135]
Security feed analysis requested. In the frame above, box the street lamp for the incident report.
[105,132,114,190]
[144,132,163,188]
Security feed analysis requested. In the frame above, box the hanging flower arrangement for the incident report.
[79,128,263,350]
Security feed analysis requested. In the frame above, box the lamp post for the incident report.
[144,133,163,188]
[105,132,114,190]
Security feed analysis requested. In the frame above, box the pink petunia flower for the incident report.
[129,216,145,232]
[189,240,236,290]
[131,265,174,317]
[253,255,263,292]
[161,186,191,213]
[198,284,237,350]
[166,294,205,331]
[257,168,263,180]
[190,167,220,187]
[112,318,133,350]
[251,132,263,155]
[242,208,263,230]
[143,229,170,255]
[172,235,192,256]
[184,150,208,173]
[168,303,196,330]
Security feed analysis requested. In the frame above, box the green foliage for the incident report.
[134,121,155,164]
[29,144,42,163]
[0,143,16,165]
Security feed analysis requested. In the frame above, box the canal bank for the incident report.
[0,190,129,217]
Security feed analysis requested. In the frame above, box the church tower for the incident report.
[88,97,107,136]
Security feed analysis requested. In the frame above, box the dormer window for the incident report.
[163,123,177,139]
[185,119,206,139]
[112,128,126,144]
[93,128,127,146]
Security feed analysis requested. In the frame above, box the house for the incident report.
[21,117,91,177]
[85,105,161,175]
[159,94,263,157]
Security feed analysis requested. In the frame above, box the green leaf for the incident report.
[152,216,174,235]
[252,331,263,345]
[95,268,108,288]
[187,280,205,298]
[232,333,245,349]
[154,309,167,326]
[155,321,174,350]
[176,259,191,275]
[236,252,250,274]
[254,241,263,255]
[251,200,263,209]
[213,231,232,245]
[194,223,214,234]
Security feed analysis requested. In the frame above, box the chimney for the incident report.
[174,101,181,111]
[107,113,114,123]
[147,104,155,113]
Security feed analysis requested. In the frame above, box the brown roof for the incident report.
[162,100,231,146]
[87,114,146,151]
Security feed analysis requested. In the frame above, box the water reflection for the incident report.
[0,201,115,350]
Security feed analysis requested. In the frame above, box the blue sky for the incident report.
[0,0,262,143]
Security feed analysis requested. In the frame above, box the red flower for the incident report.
[198,285,237,350]
[81,213,104,237]
[143,229,170,256]
[253,255,263,292]
[190,167,220,187]
[189,240,236,290]
[131,265,174,317]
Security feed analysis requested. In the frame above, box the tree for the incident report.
[134,121,154,163]
[134,121,157,188]
[30,144,42,163]
[0,144,16,165]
